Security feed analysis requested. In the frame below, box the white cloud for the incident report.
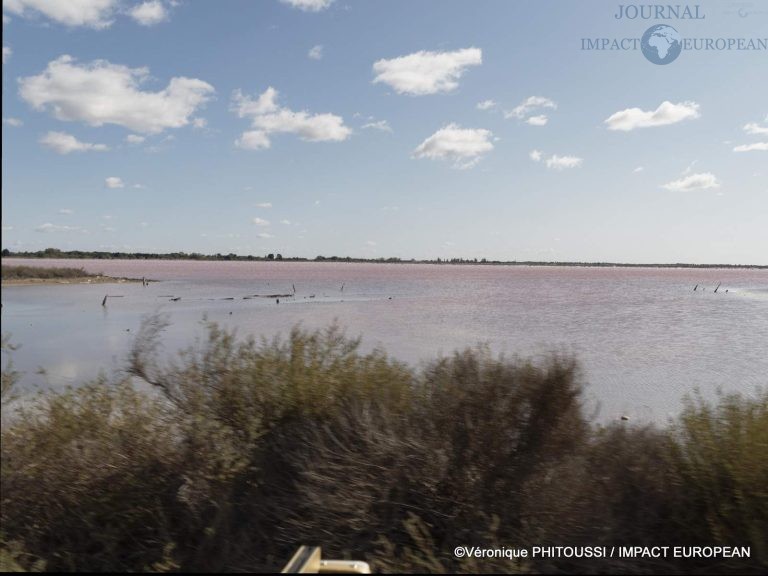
[129,1,167,26]
[365,240,377,246]
[35,223,86,233]
[252,217,270,226]
[477,99,496,111]
[236,131,271,150]
[2,117,23,127]
[105,176,125,189]
[3,14,9,25]
[58,208,74,215]
[280,219,291,225]
[232,87,351,149]
[232,87,279,116]
[191,117,207,129]
[662,172,720,191]
[372,48,482,96]
[40,131,109,154]
[308,45,323,60]
[733,142,768,152]
[604,101,700,131]
[413,123,493,169]
[3,0,118,28]
[280,0,333,11]
[255,202,273,208]
[526,114,548,126]
[257,232,274,239]
[2,226,14,231]
[633,166,644,173]
[545,155,583,170]
[743,121,768,136]
[19,55,214,134]
[2,45,11,64]
[361,119,392,133]
[530,149,582,170]
[125,134,146,144]
[505,96,557,120]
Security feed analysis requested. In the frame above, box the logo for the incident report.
[640,24,683,64]
[580,4,766,65]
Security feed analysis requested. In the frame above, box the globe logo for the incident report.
[641,24,682,65]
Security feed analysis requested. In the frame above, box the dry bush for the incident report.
[1,319,766,574]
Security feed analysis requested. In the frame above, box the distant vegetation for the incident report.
[1,265,97,280]
[3,247,765,268]
[1,321,766,573]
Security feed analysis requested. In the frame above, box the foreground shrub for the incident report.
[1,320,765,573]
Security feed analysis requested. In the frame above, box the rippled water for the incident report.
[2,259,767,422]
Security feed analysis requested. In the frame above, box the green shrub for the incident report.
[1,320,765,573]
[1,266,96,280]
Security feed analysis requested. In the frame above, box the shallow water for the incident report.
[2,258,767,423]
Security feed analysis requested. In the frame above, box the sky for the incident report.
[1,0,767,264]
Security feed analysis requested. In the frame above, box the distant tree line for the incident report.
[1,248,764,269]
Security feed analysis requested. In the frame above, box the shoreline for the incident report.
[3,256,766,270]
[2,276,146,287]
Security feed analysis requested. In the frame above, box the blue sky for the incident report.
[2,0,766,263]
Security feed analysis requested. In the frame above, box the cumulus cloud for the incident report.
[413,123,493,169]
[505,96,557,120]
[232,87,351,150]
[252,217,270,226]
[3,46,10,63]
[361,119,392,133]
[2,117,23,127]
[526,114,548,126]
[40,131,109,154]
[3,0,118,28]
[35,223,86,233]
[280,0,333,11]
[477,99,496,111]
[530,149,582,170]
[125,134,146,144]
[546,155,583,170]
[308,45,323,60]
[662,172,720,191]
[372,48,482,96]
[129,1,167,26]
[232,87,279,116]
[743,120,768,135]
[19,55,214,134]
[733,142,768,152]
[236,131,271,150]
[605,101,700,131]
[105,176,125,189]
[191,117,207,129]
